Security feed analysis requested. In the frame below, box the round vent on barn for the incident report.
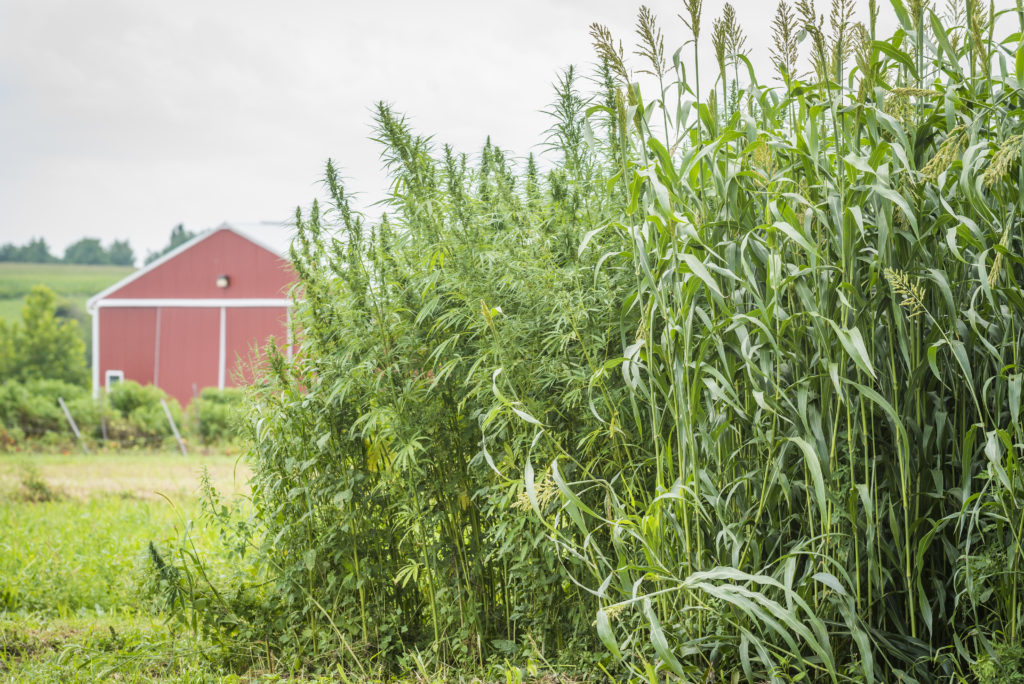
[216,274,230,288]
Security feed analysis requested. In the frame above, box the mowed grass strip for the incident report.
[0,451,250,501]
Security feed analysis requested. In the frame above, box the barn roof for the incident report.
[221,221,296,256]
[86,222,296,312]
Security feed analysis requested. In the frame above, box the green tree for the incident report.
[63,238,109,265]
[107,239,135,266]
[145,224,195,264]
[0,237,58,263]
[0,319,15,380]
[0,286,87,386]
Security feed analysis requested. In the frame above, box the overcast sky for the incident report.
[0,0,968,263]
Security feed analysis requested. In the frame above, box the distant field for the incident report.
[0,264,134,351]
[0,297,22,323]
[0,262,134,301]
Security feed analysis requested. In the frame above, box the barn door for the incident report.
[155,307,220,405]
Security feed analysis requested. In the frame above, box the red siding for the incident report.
[99,308,158,388]
[155,307,220,403]
[108,229,293,300]
[225,307,289,386]
[95,227,297,405]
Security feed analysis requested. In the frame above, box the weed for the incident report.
[15,464,62,503]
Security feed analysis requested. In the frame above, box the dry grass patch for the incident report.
[0,450,250,501]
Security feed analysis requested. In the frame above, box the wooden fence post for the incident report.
[161,398,188,456]
[57,396,89,454]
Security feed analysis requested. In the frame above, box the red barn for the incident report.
[87,224,295,404]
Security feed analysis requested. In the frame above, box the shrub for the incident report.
[106,381,167,417]
[0,376,245,448]
[100,380,185,446]
[126,402,176,443]
[155,75,630,675]
[0,379,90,437]
[193,387,243,444]
[0,425,24,452]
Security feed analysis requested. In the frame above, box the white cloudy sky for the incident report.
[0,0,959,262]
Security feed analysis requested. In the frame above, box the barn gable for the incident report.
[87,225,293,305]
[87,224,296,402]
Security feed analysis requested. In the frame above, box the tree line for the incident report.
[0,237,135,266]
[0,224,198,267]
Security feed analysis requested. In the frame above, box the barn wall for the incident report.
[156,307,220,404]
[225,307,289,386]
[99,308,157,388]
[108,230,293,300]
[94,228,297,404]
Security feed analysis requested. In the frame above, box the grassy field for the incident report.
[0,451,266,682]
[0,263,135,359]
[0,262,134,328]
[0,263,134,301]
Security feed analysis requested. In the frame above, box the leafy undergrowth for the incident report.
[0,613,234,683]
[0,614,590,683]
[0,453,587,682]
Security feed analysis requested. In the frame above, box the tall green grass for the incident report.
[556,0,1024,680]
[0,455,258,682]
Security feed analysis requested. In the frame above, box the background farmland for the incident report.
[0,263,133,352]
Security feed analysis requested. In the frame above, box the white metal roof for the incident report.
[224,220,296,257]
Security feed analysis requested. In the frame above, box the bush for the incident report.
[0,286,87,386]
[106,381,167,417]
[0,425,24,452]
[102,381,185,446]
[0,378,197,448]
[193,387,243,444]
[155,88,628,675]
[0,379,90,437]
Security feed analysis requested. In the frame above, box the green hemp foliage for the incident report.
[156,1,1024,681]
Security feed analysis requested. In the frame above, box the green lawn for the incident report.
[0,451,259,682]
